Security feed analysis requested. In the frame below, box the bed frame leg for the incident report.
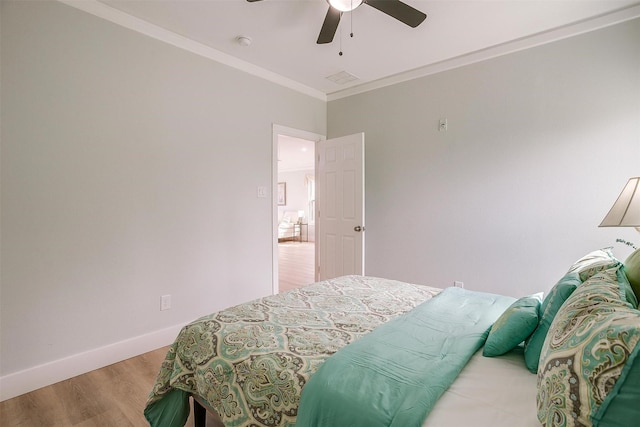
[194,399,206,427]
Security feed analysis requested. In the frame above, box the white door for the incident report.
[316,133,365,280]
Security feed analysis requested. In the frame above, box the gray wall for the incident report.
[1,0,325,377]
[328,18,640,297]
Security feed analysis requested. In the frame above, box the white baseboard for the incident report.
[0,324,184,402]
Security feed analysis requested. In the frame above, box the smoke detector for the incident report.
[236,36,252,47]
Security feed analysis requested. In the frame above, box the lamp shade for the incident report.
[599,177,640,227]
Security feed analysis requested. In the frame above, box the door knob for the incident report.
[354,225,365,232]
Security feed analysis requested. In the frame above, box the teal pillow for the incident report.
[524,273,580,373]
[483,295,542,357]
[595,343,640,427]
[537,267,640,427]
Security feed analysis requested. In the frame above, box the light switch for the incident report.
[160,295,171,311]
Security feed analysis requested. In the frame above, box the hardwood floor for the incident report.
[0,243,315,426]
[278,241,315,292]
[0,347,225,427]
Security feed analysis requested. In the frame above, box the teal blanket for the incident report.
[296,287,515,427]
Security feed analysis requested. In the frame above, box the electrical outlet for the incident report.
[160,294,171,311]
[454,281,464,289]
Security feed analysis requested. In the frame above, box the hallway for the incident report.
[278,241,314,292]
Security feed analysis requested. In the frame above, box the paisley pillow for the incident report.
[566,247,621,282]
[536,267,640,427]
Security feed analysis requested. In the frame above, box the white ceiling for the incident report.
[278,135,316,172]
[72,0,640,100]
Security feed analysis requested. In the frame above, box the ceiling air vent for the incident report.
[325,70,359,85]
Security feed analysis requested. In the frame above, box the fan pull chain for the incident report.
[339,1,355,57]
[350,0,354,38]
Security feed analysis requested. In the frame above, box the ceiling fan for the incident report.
[247,0,427,45]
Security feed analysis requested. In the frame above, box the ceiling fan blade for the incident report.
[246,0,263,2]
[365,0,426,28]
[317,7,342,44]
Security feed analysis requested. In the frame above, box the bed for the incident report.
[145,248,640,427]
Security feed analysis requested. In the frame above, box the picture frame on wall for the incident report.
[277,182,286,206]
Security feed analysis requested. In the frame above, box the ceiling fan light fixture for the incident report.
[328,0,363,12]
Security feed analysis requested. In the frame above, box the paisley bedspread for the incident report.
[144,275,440,427]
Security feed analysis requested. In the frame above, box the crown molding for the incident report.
[58,1,639,103]
[58,0,327,101]
[327,4,640,101]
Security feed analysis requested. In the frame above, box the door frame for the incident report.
[272,124,325,295]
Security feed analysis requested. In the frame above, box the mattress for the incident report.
[423,347,539,427]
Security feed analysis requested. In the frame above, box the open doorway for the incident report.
[272,126,324,294]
